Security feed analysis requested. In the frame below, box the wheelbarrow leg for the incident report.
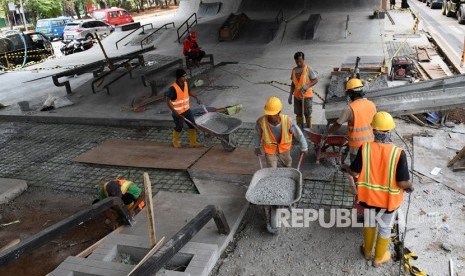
[264,206,278,235]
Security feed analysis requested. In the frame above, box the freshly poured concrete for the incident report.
[0,178,27,204]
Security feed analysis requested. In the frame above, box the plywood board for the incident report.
[190,146,260,175]
[73,139,209,170]
[419,62,447,79]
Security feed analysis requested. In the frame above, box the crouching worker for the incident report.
[93,179,145,219]
[341,112,414,267]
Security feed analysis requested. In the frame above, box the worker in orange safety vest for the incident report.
[341,111,414,268]
[288,51,319,129]
[165,68,202,148]
[325,78,377,163]
[94,179,146,218]
[254,96,308,168]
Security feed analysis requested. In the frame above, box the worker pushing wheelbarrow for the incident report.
[247,97,308,234]
[166,68,241,151]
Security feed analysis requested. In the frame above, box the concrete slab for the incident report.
[413,134,465,195]
[73,139,210,170]
[0,178,27,204]
[50,256,134,276]
[122,191,248,255]
[191,178,247,196]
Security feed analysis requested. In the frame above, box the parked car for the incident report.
[442,0,465,23]
[426,0,443,8]
[35,17,73,40]
[0,31,54,67]
[63,20,114,41]
[92,8,134,26]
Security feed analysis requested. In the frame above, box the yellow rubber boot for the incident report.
[361,227,377,260]
[306,116,312,129]
[296,116,303,127]
[172,130,181,148]
[188,129,201,148]
[373,236,391,267]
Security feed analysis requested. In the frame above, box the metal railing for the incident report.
[115,23,153,49]
[140,22,175,49]
[275,9,284,25]
[177,13,197,43]
[271,9,285,40]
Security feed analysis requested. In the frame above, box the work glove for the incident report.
[301,149,308,155]
[404,186,414,193]
[301,85,309,92]
[288,94,293,105]
[254,147,262,156]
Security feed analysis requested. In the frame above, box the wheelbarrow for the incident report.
[245,154,304,234]
[182,106,242,152]
[304,128,348,164]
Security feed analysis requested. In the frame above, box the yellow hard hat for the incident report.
[345,78,364,91]
[264,96,282,115]
[371,111,396,131]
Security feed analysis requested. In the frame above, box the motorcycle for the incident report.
[60,38,94,56]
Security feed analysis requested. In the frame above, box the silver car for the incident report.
[63,20,113,41]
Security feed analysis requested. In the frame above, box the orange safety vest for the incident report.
[356,142,403,212]
[348,99,376,149]
[103,179,145,210]
[171,82,190,114]
[292,65,314,99]
[260,114,293,154]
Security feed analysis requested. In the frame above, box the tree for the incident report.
[25,0,62,24]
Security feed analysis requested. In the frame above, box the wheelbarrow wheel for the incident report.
[267,206,278,235]
[202,133,214,147]
[221,134,237,152]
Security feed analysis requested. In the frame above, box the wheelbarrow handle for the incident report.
[296,152,304,171]
[258,156,263,169]
[201,104,209,114]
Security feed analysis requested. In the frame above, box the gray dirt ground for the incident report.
[212,120,465,276]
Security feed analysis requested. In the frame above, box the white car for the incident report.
[63,20,114,41]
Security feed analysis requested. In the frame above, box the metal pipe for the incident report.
[130,205,229,275]
[0,197,133,266]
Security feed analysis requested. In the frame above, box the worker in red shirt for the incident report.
[183,31,205,64]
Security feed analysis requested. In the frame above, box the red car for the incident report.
[92,8,134,26]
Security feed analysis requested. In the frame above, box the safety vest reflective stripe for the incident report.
[348,125,373,132]
[171,82,189,114]
[292,65,314,99]
[260,114,292,154]
[348,99,376,149]
[357,142,403,211]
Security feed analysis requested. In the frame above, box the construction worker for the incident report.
[183,31,205,64]
[254,96,308,168]
[165,68,202,148]
[95,179,146,217]
[341,111,414,267]
[288,51,318,129]
[325,78,377,162]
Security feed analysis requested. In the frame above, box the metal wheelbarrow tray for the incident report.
[195,112,242,151]
[304,127,348,164]
[246,168,302,206]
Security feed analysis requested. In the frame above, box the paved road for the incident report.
[409,0,465,68]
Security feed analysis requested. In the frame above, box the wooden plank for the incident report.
[190,146,260,176]
[447,146,465,167]
[0,239,20,253]
[76,226,124,258]
[143,172,156,248]
[416,46,430,62]
[73,139,210,170]
[128,237,165,276]
[418,62,448,79]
